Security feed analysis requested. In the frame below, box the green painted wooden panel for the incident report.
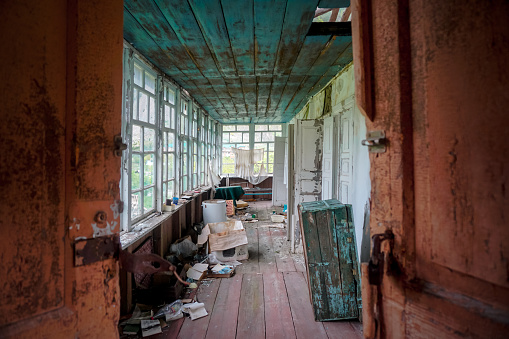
[299,199,361,321]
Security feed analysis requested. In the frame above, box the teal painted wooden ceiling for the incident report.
[123,0,352,124]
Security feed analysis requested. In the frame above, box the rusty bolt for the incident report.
[94,211,107,223]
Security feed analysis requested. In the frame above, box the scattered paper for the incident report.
[211,264,225,273]
[183,302,208,320]
[141,320,162,337]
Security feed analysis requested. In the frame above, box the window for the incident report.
[222,124,250,174]
[254,124,282,174]
[121,45,221,231]
[180,97,189,193]
[130,63,157,222]
[162,81,176,203]
[221,124,282,175]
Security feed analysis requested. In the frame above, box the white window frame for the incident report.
[121,43,222,231]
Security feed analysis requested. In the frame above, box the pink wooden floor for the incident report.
[148,201,363,339]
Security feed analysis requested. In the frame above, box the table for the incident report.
[214,186,245,206]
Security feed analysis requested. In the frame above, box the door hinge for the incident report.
[361,130,387,153]
[114,134,127,157]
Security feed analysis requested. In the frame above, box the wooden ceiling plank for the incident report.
[154,0,222,79]
[274,0,320,75]
[222,0,255,77]
[256,76,272,115]
[267,74,289,113]
[188,0,238,78]
[124,2,202,79]
[307,36,352,76]
[240,76,257,115]
[254,0,287,76]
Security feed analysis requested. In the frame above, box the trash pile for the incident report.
[120,218,249,337]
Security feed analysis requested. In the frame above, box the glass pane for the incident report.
[163,154,167,181]
[145,73,155,94]
[168,88,175,104]
[133,88,138,120]
[144,188,154,213]
[168,132,175,152]
[168,154,174,178]
[131,154,141,190]
[200,156,204,172]
[193,142,197,155]
[242,133,249,143]
[182,154,187,175]
[144,128,155,151]
[262,131,275,142]
[182,176,188,191]
[131,191,141,219]
[168,181,174,199]
[193,155,197,173]
[254,143,265,150]
[255,124,268,131]
[193,174,197,188]
[162,183,167,202]
[223,143,233,150]
[230,132,242,143]
[237,125,249,131]
[268,151,274,165]
[254,132,261,142]
[139,92,148,122]
[132,125,141,152]
[222,133,230,143]
[269,143,275,151]
[223,164,234,174]
[134,64,142,86]
[254,163,261,174]
[163,132,167,152]
[164,105,170,128]
[180,117,185,135]
[171,107,175,129]
[223,125,235,131]
[268,163,274,173]
[237,144,249,150]
[269,124,282,131]
[144,154,154,186]
[200,173,205,185]
[149,97,156,124]
[275,132,282,137]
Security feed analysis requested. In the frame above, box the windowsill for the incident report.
[119,186,211,249]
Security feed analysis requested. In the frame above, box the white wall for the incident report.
[290,63,370,259]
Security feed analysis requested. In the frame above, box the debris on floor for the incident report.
[141,319,162,337]
[182,302,208,320]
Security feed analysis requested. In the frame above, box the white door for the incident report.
[338,109,354,203]
[272,136,287,206]
[322,116,334,200]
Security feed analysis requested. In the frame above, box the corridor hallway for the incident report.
[139,201,363,339]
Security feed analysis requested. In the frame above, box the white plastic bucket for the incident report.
[202,199,227,226]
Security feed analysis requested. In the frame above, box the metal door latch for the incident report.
[362,130,387,153]
[114,134,127,157]
[368,229,394,285]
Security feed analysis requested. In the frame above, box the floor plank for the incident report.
[236,227,260,274]
[284,271,329,339]
[178,279,220,339]
[205,274,243,339]
[264,272,297,339]
[322,321,363,339]
[258,227,278,274]
[236,274,265,339]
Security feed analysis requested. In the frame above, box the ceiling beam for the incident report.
[307,22,352,36]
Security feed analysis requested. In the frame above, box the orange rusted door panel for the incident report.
[353,0,509,338]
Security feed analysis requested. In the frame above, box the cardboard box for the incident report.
[199,220,249,261]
